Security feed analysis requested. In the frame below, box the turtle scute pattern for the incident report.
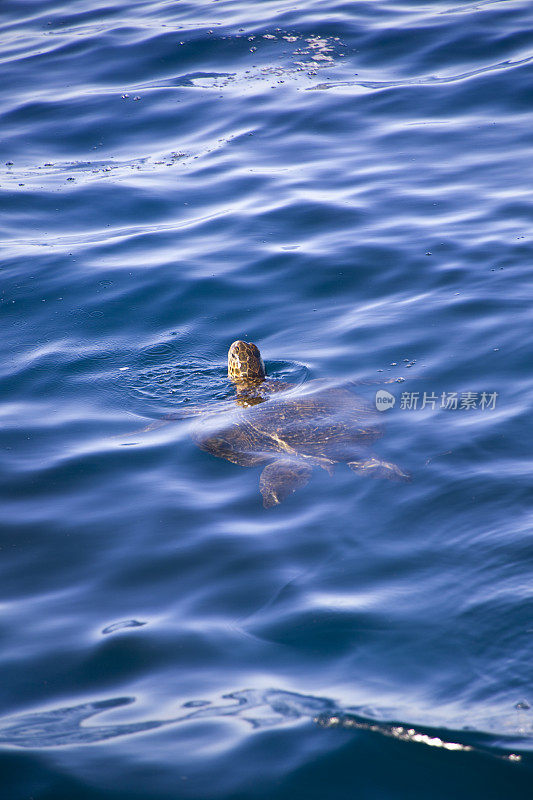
[194,340,411,508]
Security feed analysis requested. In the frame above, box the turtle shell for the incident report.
[194,384,382,466]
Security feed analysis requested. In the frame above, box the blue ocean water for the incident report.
[1,0,532,797]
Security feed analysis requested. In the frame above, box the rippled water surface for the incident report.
[1,1,532,797]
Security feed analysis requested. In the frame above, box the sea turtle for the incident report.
[192,341,410,508]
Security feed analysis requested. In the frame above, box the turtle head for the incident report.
[228,340,266,385]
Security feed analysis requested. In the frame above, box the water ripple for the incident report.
[1,0,533,796]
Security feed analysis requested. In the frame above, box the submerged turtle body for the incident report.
[193,341,410,508]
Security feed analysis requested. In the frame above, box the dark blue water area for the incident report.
[1,0,532,797]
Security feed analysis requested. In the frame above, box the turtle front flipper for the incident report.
[259,460,313,508]
[347,456,411,483]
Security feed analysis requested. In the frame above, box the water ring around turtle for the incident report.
[119,355,309,419]
[118,342,409,507]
